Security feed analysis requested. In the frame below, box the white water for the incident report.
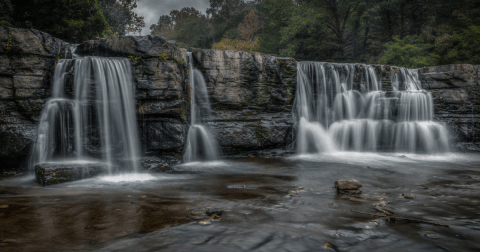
[183,52,221,162]
[294,62,449,154]
[31,57,141,173]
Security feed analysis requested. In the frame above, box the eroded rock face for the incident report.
[76,35,180,58]
[419,64,480,150]
[0,27,69,171]
[190,49,297,154]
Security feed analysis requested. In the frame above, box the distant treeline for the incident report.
[2,0,479,67]
[150,0,480,68]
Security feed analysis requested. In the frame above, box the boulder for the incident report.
[334,179,362,190]
[35,162,106,186]
[0,27,68,57]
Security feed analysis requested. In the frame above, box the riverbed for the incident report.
[1,152,480,251]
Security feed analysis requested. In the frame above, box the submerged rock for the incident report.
[334,179,363,190]
[206,208,224,217]
[35,162,106,186]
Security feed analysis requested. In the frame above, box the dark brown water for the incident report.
[1,152,479,251]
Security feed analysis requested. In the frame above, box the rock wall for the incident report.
[76,36,189,167]
[1,27,479,172]
[419,65,480,150]
[0,27,69,171]
[190,49,297,156]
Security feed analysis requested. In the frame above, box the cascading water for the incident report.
[294,62,449,154]
[183,52,221,162]
[31,57,141,173]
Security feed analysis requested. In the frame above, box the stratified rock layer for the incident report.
[0,27,69,170]
[420,64,480,150]
[191,49,297,155]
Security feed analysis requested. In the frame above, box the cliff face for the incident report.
[1,28,478,172]
[190,49,297,156]
[419,65,480,150]
[0,27,69,170]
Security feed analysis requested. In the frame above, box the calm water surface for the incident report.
[1,152,480,251]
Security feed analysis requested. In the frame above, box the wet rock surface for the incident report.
[419,64,480,150]
[190,49,297,154]
[334,179,363,190]
[0,27,69,171]
[34,163,106,186]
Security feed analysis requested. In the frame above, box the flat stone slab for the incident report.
[35,162,106,186]
[76,35,180,58]
[334,179,362,190]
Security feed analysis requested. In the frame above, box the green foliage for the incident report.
[151,7,214,48]
[99,0,145,36]
[159,51,169,61]
[5,34,12,53]
[170,11,213,48]
[257,0,480,66]
[11,0,110,43]
[377,36,439,68]
[0,0,14,27]
[437,26,480,65]
[258,0,295,55]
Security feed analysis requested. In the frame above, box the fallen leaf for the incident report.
[116,209,121,211]
[141,196,146,198]
[0,205,8,208]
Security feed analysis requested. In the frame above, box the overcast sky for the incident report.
[134,0,211,35]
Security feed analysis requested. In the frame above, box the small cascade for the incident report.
[293,63,338,154]
[31,57,141,173]
[295,62,449,154]
[183,52,221,162]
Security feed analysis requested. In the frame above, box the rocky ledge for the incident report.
[35,162,106,186]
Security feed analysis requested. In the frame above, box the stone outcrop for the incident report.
[35,163,106,186]
[0,27,69,171]
[76,35,180,58]
[419,64,480,150]
[190,49,297,155]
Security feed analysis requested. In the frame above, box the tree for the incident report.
[12,0,110,43]
[211,11,262,52]
[258,0,295,55]
[0,0,14,27]
[207,0,257,43]
[377,36,439,68]
[150,7,214,48]
[237,11,262,41]
[99,0,145,36]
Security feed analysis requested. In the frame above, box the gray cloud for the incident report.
[134,0,211,35]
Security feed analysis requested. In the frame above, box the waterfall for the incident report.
[293,63,338,154]
[31,57,141,173]
[294,62,449,154]
[183,52,221,162]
